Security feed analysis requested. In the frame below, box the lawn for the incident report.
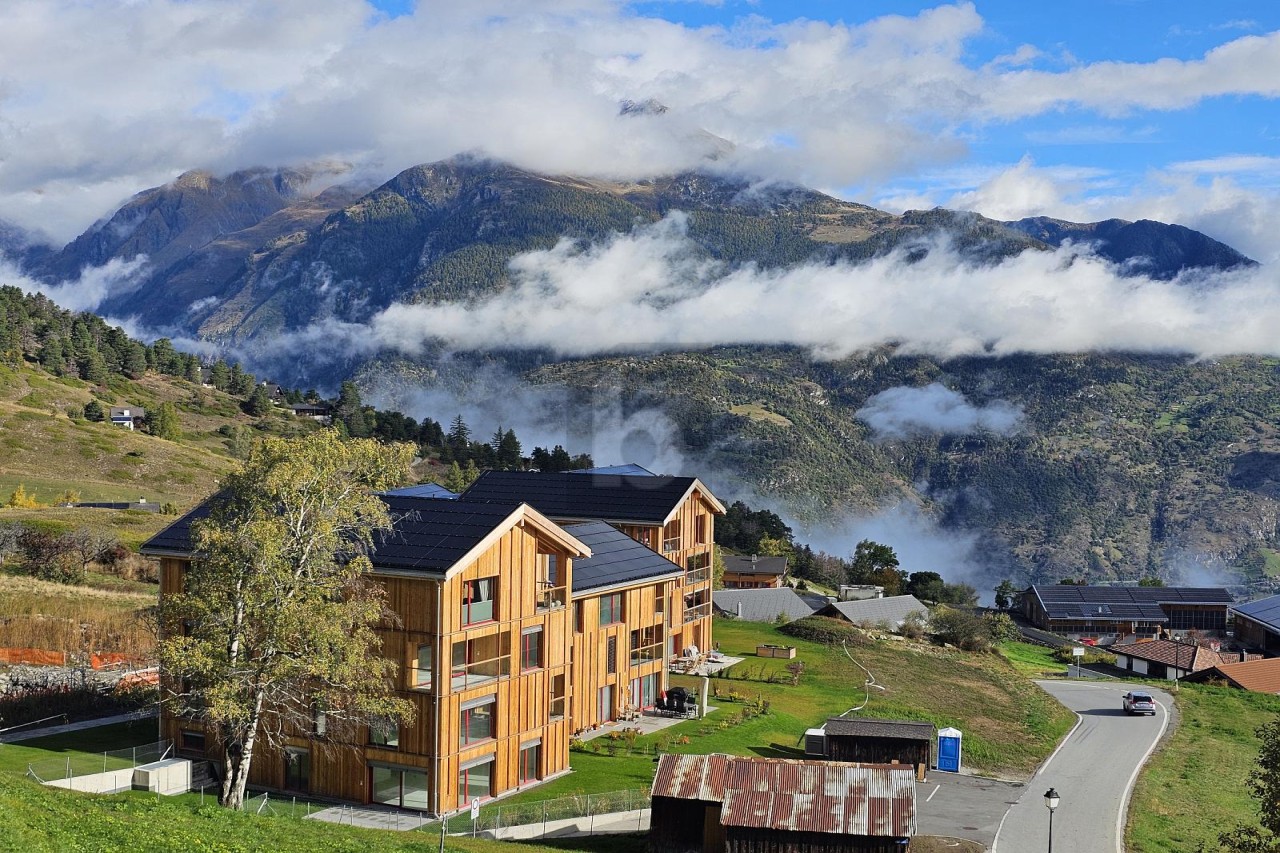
[0,617,1076,848]
[999,640,1067,679]
[1126,683,1280,852]
[0,721,645,853]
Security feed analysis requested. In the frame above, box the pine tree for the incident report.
[209,360,231,391]
[244,384,273,417]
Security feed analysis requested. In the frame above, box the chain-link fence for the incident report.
[440,787,651,837]
[26,738,171,790]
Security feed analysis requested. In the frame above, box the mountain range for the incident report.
[1,158,1274,591]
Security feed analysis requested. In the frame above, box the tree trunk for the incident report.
[219,691,265,810]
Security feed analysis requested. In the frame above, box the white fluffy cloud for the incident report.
[356,213,1280,361]
[855,384,1023,440]
[2,1,1278,243]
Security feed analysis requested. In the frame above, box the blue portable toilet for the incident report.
[937,727,962,772]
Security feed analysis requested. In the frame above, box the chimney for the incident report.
[751,555,758,563]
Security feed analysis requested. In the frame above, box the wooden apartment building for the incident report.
[141,470,724,816]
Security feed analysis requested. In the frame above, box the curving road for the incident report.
[992,680,1171,853]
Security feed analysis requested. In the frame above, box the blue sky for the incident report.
[1,0,1277,262]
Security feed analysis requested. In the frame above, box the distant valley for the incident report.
[2,157,1275,592]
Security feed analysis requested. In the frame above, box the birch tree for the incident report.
[159,430,416,809]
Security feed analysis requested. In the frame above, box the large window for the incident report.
[180,729,205,755]
[370,718,399,749]
[459,757,494,806]
[413,643,433,690]
[451,633,511,690]
[372,766,429,810]
[550,674,566,720]
[460,696,495,745]
[537,553,566,611]
[685,552,711,585]
[662,520,681,553]
[599,592,623,626]
[461,578,496,625]
[520,627,543,671]
[284,748,310,792]
[630,625,663,666]
[519,741,542,784]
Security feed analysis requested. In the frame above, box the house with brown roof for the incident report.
[1111,638,1224,680]
[721,555,787,589]
[1181,658,1280,695]
[649,753,916,853]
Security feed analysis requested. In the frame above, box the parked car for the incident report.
[1122,691,1156,715]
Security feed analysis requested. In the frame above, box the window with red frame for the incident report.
[520,628,543,671]
[461,578,496,625]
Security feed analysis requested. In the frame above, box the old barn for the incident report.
[650,753,916,853]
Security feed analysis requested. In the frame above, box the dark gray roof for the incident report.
[141,493,525,575]
[723,555,788,575]
[370,497,523,574]
[818,595,928,628]
[1030,585,1234,622]
[712,588,820,622]
[1233,594,1280,632]
[824,717,936,741]
[383,483,459,499]
[563,521,683,592]
[140,500,215,555]
[460,470,708,525]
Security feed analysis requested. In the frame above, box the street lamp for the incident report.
[1044,787,1060,853]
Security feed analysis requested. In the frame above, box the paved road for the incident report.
[993,680,1171,853]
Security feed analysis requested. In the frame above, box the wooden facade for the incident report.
[612,486,717,659]
[160,511,587,815]
[155,481,723,816]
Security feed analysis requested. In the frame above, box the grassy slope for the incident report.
[0,361,315,510]
[1127,683,1280,852]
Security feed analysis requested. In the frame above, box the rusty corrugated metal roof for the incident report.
[651,753,731,802]
[652,754,916,838]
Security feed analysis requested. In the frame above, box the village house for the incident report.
[1231,593,1280,656]
[650,753,916,853]
[721,554,787,589]
[1181,657,1280,694]
[816,595,929,631]
[141,469,725,815]
[1110,638,1226,680]
[712,587,821,623]
[1019,585,1233,642]
[109,405,146,430]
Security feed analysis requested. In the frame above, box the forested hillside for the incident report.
[527,347,1280,591]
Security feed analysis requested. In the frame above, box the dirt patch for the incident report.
[911,837,985,853]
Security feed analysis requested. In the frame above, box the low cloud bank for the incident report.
[361,213,1280,362]
[856,383,1023,440]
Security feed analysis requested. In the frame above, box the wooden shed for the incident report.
[650,753,915,853]
[822,717,935,782]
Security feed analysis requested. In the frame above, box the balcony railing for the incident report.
[630,643,664,667]
[450,654,511,691]
[537,582,567,612]
[684,566,711,585]
[683,601,712,623]
[663,536,681,553]
[550,697,566,721]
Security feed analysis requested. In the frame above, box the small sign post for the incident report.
[471,799,480,837]
[1072,646,1085,678]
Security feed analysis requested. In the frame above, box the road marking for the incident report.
[1114,693,1171,853]
[926,784,940,803]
